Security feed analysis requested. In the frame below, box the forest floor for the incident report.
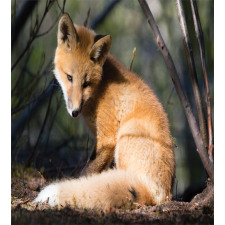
[11,165,214,225]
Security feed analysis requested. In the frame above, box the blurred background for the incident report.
[11,0,214,201]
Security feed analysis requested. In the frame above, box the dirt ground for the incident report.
[11,165,214,225]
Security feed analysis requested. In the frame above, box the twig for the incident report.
[11,0,38,49]
[36,13,61,38]
[138,0,214,182]
[41,93,63,155]
[129,47,136,71]
[83,8,91,27]
[13,52,46,110]
[21,198,30,205]
[11,0,55,71]
[34,93,63,167]
[62,0,66,13]
[14,198,31,209]
[176,0,208,150]
[165,87,175,108]
[12,58,53,116]
[26,83,55,167]
[11,49,33,95]
[91,0,122,29]
[12,78,54,115]
[190,0,213,162]
[12,78,55,150]
[56,0,67,14]
[56,0,63,13]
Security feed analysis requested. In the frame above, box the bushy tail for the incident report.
[34,169,156,210]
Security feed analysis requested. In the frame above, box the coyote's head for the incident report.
[54,13,111,117]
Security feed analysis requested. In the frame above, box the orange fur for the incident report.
[34,13,175,210]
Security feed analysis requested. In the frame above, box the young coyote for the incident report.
[34,13,175,210]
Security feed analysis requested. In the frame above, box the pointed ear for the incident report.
[89,35,111,65]
[57,13,78,51]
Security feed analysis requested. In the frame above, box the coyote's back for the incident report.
[34,13,175,210]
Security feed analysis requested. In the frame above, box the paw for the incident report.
[33,184,59,206]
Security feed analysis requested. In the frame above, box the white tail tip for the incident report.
[33,184,59,207]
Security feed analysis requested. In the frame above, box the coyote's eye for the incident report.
[67,74,72,82]
[83,81,91,88]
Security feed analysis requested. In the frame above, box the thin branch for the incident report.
[11,0,39,48]
[56,0,63,13]
[26,83,55,167]
[11,0,55,71]
[91,0,122,29]
[36,13,61,38]
[83,8,91,27]
[56,0,67,14]
[12,56,52,115]
[41,93,63,154]
[138,0,214,182]
[62,0,67,13]
[129,47,136,71]
[190,0,213,162]
[165,87,175,109]
[12,78,55,115]
[11,48,33,95]
[11,79,55,144]
[176,0,208,150]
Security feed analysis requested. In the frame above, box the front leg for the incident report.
[80,142,115,176]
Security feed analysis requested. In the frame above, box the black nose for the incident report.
[72,110,79,117]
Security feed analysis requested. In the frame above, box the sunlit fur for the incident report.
[34,14,175,210]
